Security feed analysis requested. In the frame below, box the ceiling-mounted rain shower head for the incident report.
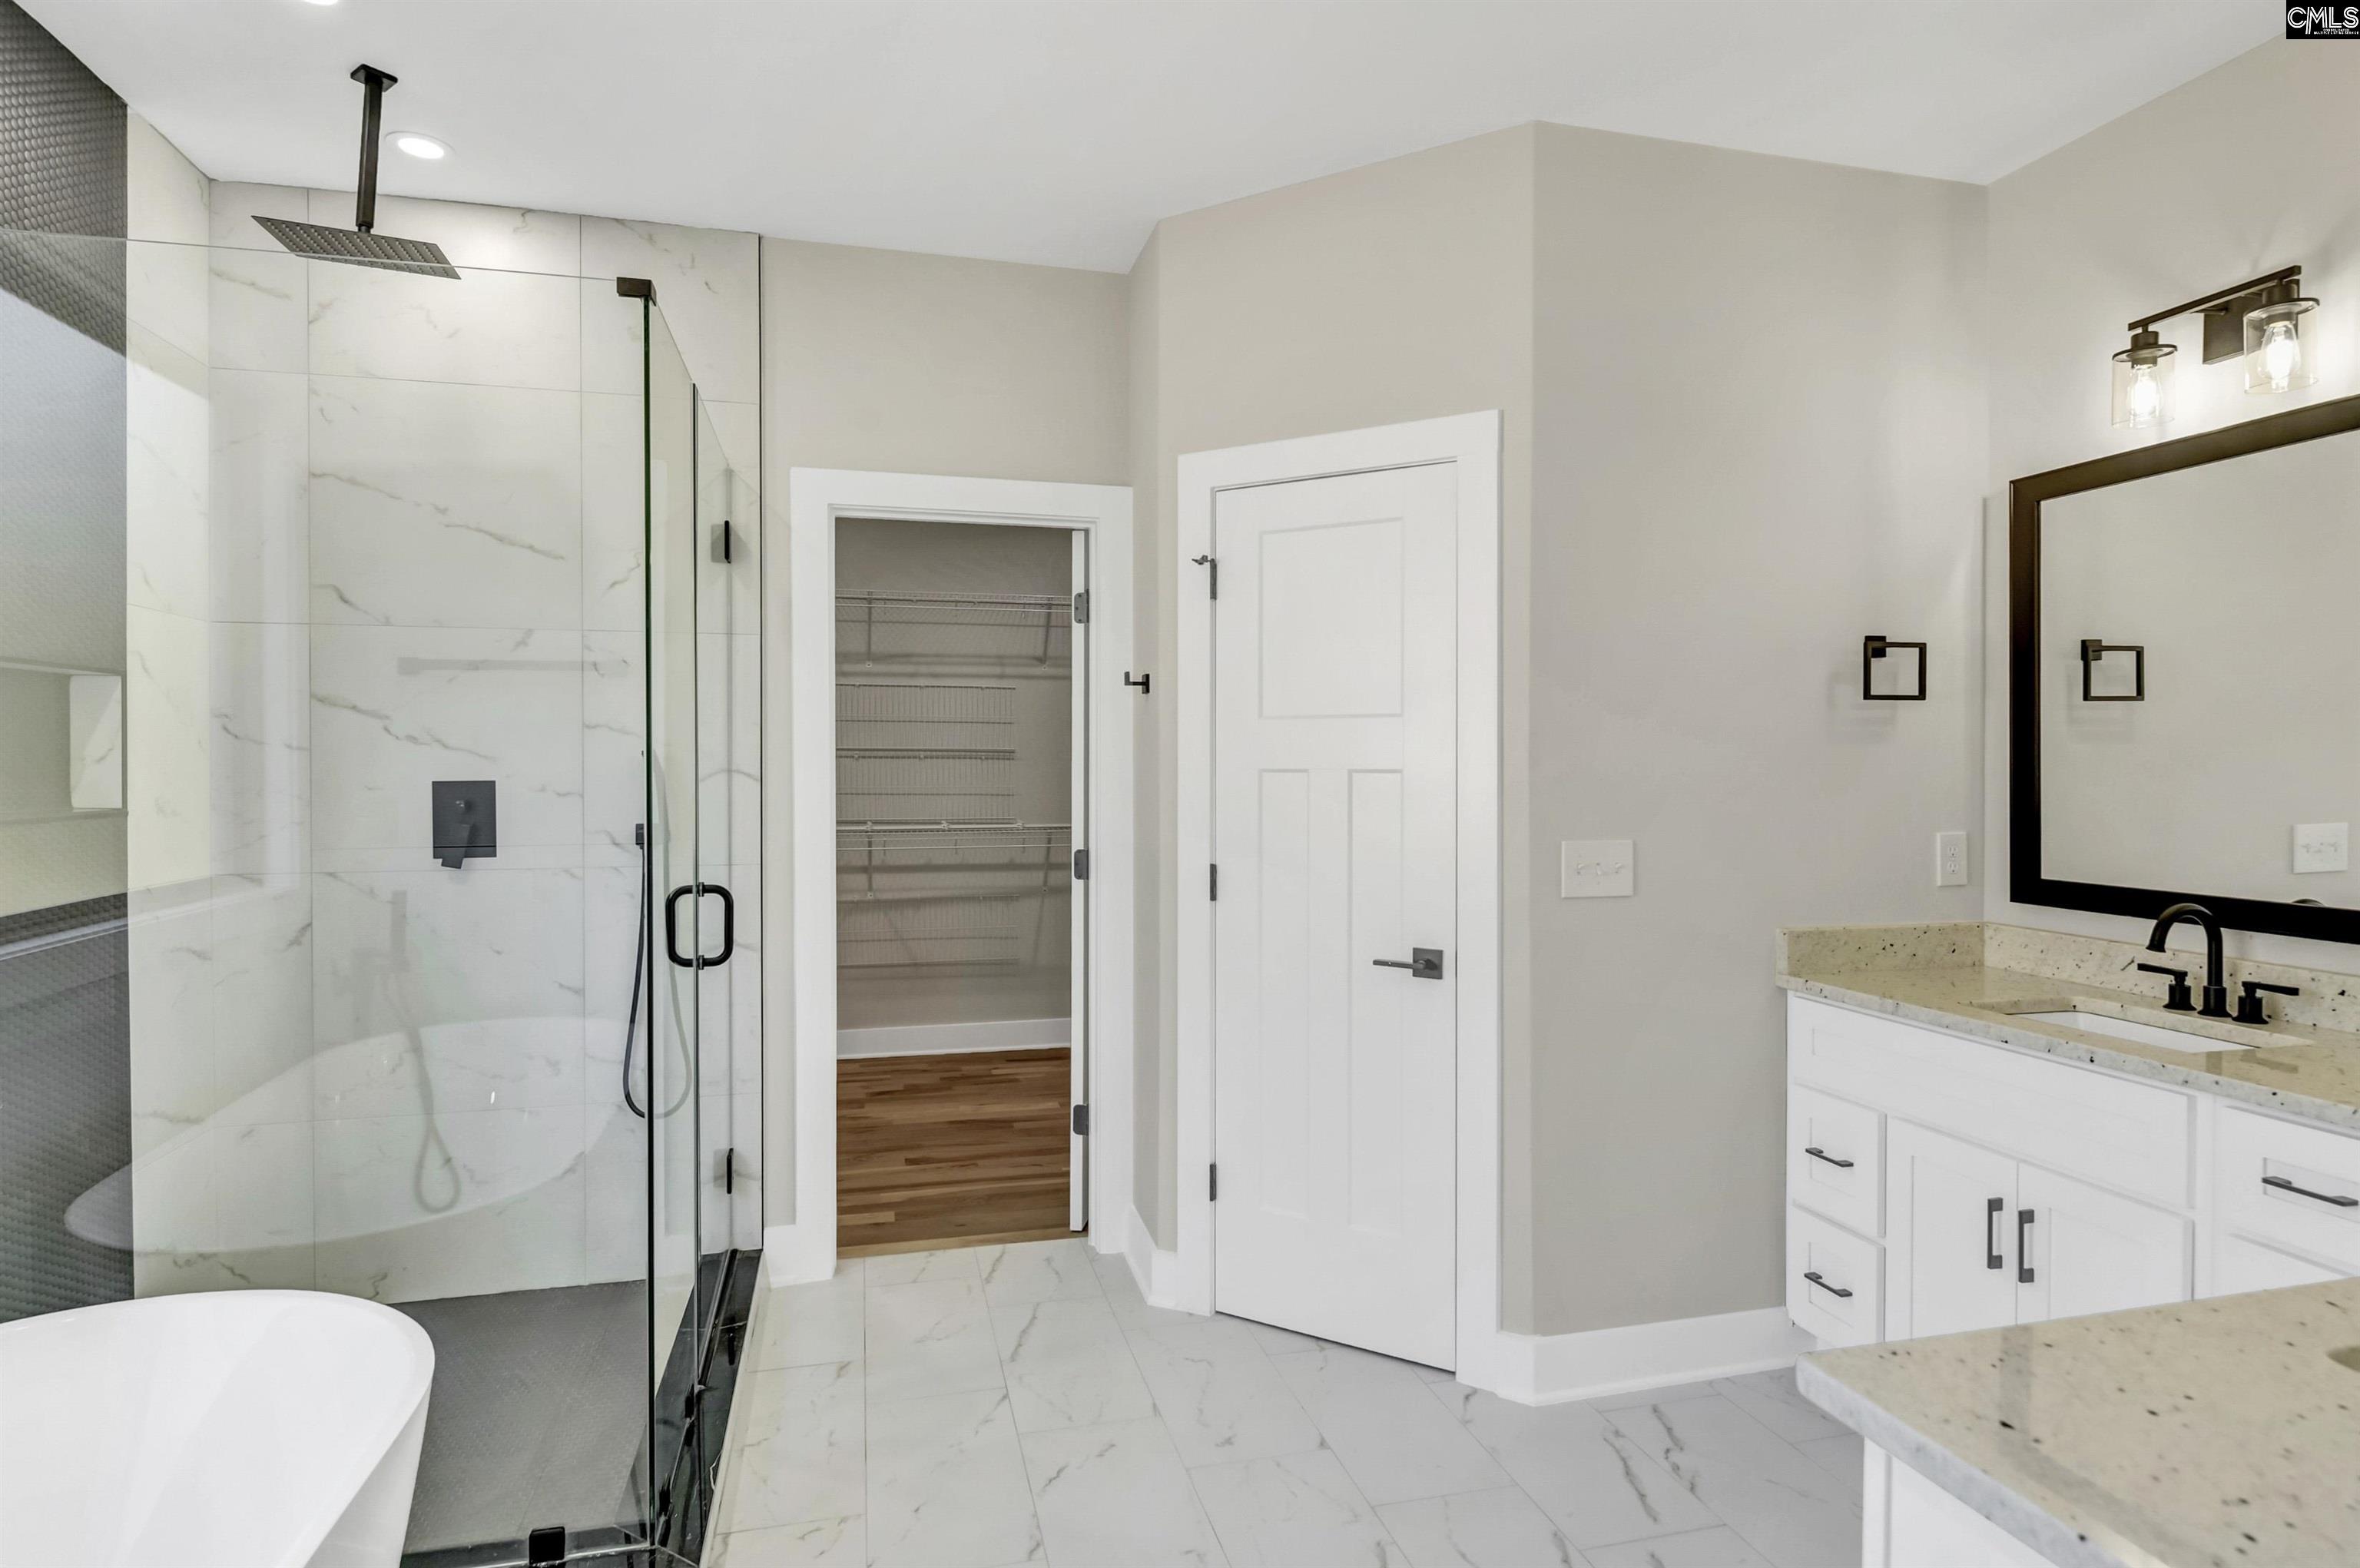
[254,65,458,279]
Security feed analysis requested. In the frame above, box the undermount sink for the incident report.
[2009,1007,2252,1054]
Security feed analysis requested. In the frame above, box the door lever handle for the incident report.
[1371,947,1445,980]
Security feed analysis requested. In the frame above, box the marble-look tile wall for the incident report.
[125,147,762,1300]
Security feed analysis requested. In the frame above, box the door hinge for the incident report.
[712,519,734,564]
[1072,589,1089,624]
[1072,1102,1089,1136]
[1073,848,1089,880]
[1208,1163,1219,1201]
[720,1146,735,1195]
[1192,553,1218,598]
[1209,864,1218,900]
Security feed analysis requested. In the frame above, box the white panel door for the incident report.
[2015,1164,2188,1324]
[1070,530,1089,1230]
[1212,462,1459,1367]
[1886,1120,2018,1341]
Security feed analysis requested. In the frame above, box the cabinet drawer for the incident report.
[1789,1085,1882,1237]
[1788,1205,1881,1347]
[2209,1231,2345,1298]
[2215,1107,2360,1271]
[1789,995,2192,1208]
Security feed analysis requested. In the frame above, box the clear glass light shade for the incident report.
[2110,340,2176,429]
[2244,297,2319,395]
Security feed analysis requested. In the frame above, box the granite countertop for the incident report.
[1775,924,2360,1133]
[1797,1280,2360,1568]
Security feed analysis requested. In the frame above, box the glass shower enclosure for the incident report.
[0,220,758,1565]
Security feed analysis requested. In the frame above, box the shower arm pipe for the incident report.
[350,65,396,235]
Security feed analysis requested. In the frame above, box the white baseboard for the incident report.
[837,1017,1072,1059]
[761,1222,838,1286]
[1472,1305,1813,1406]
[1125,1205,1188,1310]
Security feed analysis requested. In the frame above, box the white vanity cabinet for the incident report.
[1786,993,2360,1350]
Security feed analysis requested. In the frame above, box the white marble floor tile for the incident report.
[1588,1378,1726,1412]
[977,1238,1105,1306]
[1376,1487,1584,1568]
[1125,1318,1323,1468]
[1191,1448,1408,1568]
[867,1388,1045,1568]
[748,1274,866,1371]
[866,1277,1006,1404]
[1583,1526,1775,1568]
[718,1362,865,1533]
[1710,1370,1852,1447]
[1099,1255,1203,1331]
[711,1515,863,1566]
[992,1298,1157,1433]
[1234,1317,1326,1355]
[1022,1417,1227,1568]
[867,1246,984,1287]
[1795,1432,1864,1485]
[1273,1348,1511,1505]
[1599,1395,1861,1568]
[1447,1390,1717,1550]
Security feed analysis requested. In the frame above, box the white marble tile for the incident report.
[1710,1370,1851,1447]
[1447,1391,1715,1550]
[309,377,583,629]
[867,1276,1006,1403]
[582,1096,646,1285]
[867,1246,983,1287]
[992,1298,1155,1433]
[1795,1433,1864,1486]
[1588,1379,1727,1412]
[309,625,583,860]
[308,257,582,390]
[581,283,645,408]
[580,629,641,867]
[210,1119,315,1268]
[1272,1348,1511,1506]
[1191,1448,1407,1568]
[1235,1318,1327,1356]
[749,1271,868,1371]
[713,1516,863,1567]
[1099,1252,1204,1331]
[126,327,209,622]
[580,217,758,403]
[125,608,212,894]
[977,1237,1103,1306]
[1124,1318,1322,1468]
[1583,1527,1775,1568]
[208,369,310,623]
[698,632,762,870]
[312,1102,585,1301]
[1021,1416,1226,1568]
[207,872,313,1125]
[209,184,310,372]
[312,1009,584,1120]
[865,1387,1044,1568]
[127,878,214,1158]
[308,190,581,273]
[1599,1395,1861,1568]
[209,621,308,876]
[1376,1487,1583,1568]
[212,181,307,250]
[720,1361,866,1532]
[310,867,585,1052]
[581,393,647,632]
[126,117,210,365]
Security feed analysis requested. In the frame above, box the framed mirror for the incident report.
[2010,393,2360,945]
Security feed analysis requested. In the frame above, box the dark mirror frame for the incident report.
[2010,390,2360,946]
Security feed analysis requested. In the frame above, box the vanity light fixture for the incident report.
[389,131,449,161]
[2113,265,2319,426]
[2243,280,2319,396]
[2110,329,2176,429]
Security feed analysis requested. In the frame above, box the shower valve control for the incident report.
[432,781,496,869]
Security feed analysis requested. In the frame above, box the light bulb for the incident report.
[2261,320,2301,390]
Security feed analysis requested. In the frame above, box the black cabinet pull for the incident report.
[1803,1146,1855,1169]
[1802,1271,1853,1299]
[2262,1174,2359,1208]
[2017,1208,2036,1284]
[1985,1197,2004,1270]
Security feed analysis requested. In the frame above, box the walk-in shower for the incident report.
[0,200,759,1563]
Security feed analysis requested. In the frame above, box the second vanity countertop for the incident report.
[1775,923,2360,1134]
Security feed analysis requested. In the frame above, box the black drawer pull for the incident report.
[1804,1146,1855,1169]
[1985,1197,2004,1270]
[2262,1174,2359,1208]
[2017,1208,2036,1284]
[1802,1271,1853,1299]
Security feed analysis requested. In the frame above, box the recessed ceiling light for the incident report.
[296,0,339,7]
[388,131,448,161]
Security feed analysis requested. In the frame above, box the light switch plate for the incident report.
[2294,822,2348,875]
[1934,830,1969,887]
[1561,839,1634,898]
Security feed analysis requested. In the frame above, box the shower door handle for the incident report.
[665,882,736,970]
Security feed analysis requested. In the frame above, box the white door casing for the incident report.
[1070,529,1091,1232]
[1211,465,1460,1367]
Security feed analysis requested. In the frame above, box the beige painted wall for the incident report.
[1982,41,2360,974]
[1527,124,1986,1333]
[758,237,1129,1225]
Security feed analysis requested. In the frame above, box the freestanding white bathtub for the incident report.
[0,1291,433,1568]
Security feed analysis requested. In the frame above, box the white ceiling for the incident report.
[29,0,2275,273]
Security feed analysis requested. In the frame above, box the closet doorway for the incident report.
[781,471,1132,1284]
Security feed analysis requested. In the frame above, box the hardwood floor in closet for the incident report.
[837,1047,1072,1254]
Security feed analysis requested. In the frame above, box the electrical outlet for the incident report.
[2294,822,2349,875]
[1560,839,1634,898]
[1935,830,1969,887]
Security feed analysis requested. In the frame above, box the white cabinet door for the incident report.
[1887,1120,2018,1340]
[2211,1232,2344,1297]
[2015,1163,2189,1324]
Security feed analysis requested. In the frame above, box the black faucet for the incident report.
[2146,902,2230,1019]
